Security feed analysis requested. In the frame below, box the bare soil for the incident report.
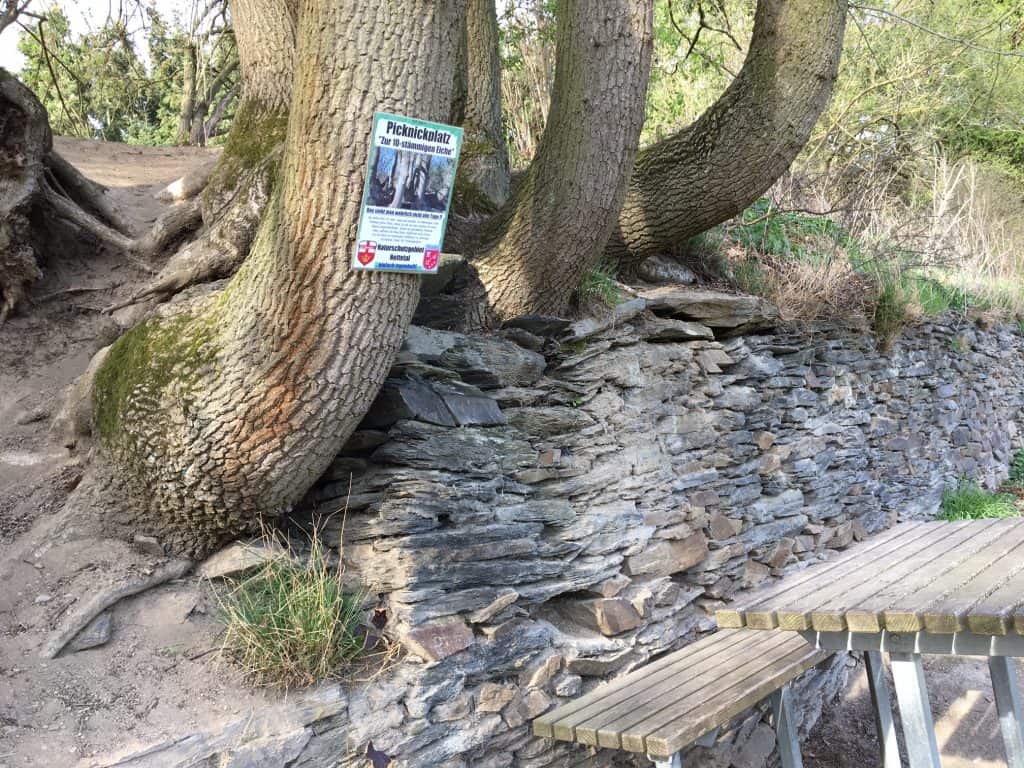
[0,138,274,768]
[806,654,1020,768]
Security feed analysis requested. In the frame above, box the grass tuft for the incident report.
[219,529,367,689]
[938,480,1018,521]
[577,260,622,308]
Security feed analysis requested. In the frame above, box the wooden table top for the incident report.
[716,519,1024,636]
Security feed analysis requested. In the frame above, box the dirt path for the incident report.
[0,138,276,768]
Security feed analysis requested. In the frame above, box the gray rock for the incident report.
[439,338,546,389]
[641,316,715,342]
[636,255,698,285]
[197,540,285,579]
[66,610,112,651]
[362,379,457,428]
[639,286,780,333]
[503,315,572,338]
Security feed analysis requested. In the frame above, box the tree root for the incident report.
[155,156,220,204]
[40,558,193,659]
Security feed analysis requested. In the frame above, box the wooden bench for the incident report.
[533,628,831,767]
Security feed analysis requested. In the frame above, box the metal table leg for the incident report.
[890,652,941,768]
[649,753,681,768]
[865,651,902,768]
[770,683,804,768]
[989,656,1024,768]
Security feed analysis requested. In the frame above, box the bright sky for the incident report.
[0,0,191,72]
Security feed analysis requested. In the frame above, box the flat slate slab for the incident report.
[534,628,826,758]
[716,519,1024,636]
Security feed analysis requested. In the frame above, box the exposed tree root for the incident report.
[155,156,220,204]
[40,558,193,659]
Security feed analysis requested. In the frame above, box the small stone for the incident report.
[554,674,582,697]
[503,690,552,729]
[641,316,714,342]
[468,590,519,624]
[524,654,563,688]
[15,407,49,425]
[133,534,165,557]
[197,540,285,579]
[401,617,474,662]
[755,431,777,450]
[709,511,736,541]
[637,255,697,285]
[477,682,517,713]
[34,594,52,604]
[587,573,631,598]
[557,597,643,636]
[67,612,113,652]
[625,534,709,577]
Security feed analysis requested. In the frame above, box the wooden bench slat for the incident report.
[845,518,1012,632]
[715,522,921,628]
[967,563,1024,635]
[618,637,826,755]
[798,520,983,631]
[882,520,1024,633]
[582,633,797,749]
[534,630,825,757]
[534,628,755,740]
[923,532,1024,633]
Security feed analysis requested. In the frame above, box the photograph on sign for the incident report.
[352,112,463,274]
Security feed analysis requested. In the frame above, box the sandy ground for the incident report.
[0,138,276,768]
[0,137,1021,767]
[806,654,1022,768]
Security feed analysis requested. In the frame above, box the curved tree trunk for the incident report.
[469,0,654,322]
[92,0,464,557]
[121,0,296,307]
[607,0,847,266]
[455,0,510,209]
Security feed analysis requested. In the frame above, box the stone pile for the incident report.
[105,290,1024,767]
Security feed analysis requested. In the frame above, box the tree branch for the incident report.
[850,4,1024,59]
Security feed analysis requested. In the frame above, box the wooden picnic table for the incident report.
[716,519,1024,768]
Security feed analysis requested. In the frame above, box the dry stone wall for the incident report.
[122,299,1024,768]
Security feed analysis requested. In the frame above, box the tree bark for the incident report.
[457,0,510,209]
[123,0,296,306]
[176,42,198,145]
[469,0,654,321]
[92,0,464,557]
[607,0,848,266]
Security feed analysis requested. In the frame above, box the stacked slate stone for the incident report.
[126,288,1024,767]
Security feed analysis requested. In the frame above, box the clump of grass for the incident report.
[577,260,621,308]
[219,530,367,688]
[939,480,1018,521]
[1006,450,1024,490]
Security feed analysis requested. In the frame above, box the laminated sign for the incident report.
[352,112,463,273]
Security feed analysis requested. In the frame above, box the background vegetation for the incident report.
[7,0,1024,337]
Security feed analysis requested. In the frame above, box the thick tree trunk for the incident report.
[123,0,295,306]
[0,69,50,323]
[0,70,136,322]
[607,0,847,266]
[93,0,464,557]
[457,0,510,209]
[469,0,653,321]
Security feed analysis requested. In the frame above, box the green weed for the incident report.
[939,480,1018,521]
[219,530,367,689]
[577,260,621,308]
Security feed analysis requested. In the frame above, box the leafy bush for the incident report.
[939,480,1018,521]
[219,532,367,688]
